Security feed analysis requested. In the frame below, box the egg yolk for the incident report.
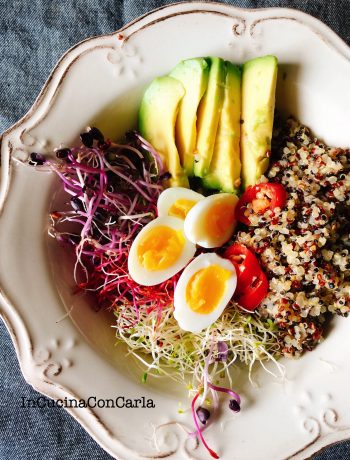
[205,201,235,240]
[137,226,185,271]
[168,199,197,220]
[186,265,232,314]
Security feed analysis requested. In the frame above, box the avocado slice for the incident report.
[193,57,226,178]
[241,55,278,189]
[202,62,242,193]
[169,58,209,177]
[138,76,189,187]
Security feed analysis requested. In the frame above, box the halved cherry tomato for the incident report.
[236,183,287,226]
[224,243,261,295]
[224,243,269,311]
[235,270,269,311]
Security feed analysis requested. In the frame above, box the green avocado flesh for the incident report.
[169,58,209,177]
[202,62,242,193]
[193,57,226,178]
[138,76,189,187]
[138,54,277,192]
[241,55,278,189]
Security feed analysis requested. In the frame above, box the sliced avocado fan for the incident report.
[241,55,278,189]
[138,76,189,187]
[203,61,242,193]
[193,57,226,178]
[169,58,209,177]
[138,55,277,191]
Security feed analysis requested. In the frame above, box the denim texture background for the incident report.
[0,1,349,459]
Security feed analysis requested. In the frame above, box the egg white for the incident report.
[184,193,238,248]
[174,253,237,333]
[128,216,196,286]
[157,187,204,218]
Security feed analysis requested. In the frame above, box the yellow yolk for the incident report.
[168,199,197,220]
[137,226,185,271]
[186,265,231,314]
[205,201,235,240]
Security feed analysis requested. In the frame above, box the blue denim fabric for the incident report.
[0,1,349,459]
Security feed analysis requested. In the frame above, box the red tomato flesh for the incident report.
[235,270,269,311]
[224,243,269,311]
[224,243,261,295]
[236,183,287,226]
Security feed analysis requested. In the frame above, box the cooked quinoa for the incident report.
[236,118,350,357]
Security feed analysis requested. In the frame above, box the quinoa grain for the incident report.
[237,118,350,357]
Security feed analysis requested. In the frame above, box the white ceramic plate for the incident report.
[1,3,350,459]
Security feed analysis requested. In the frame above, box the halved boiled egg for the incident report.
[157,187,204,220]
[184,193,238,248]
[174,253,237,333]
[128,216,196,286]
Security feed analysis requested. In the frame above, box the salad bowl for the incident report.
[0,2,350,459]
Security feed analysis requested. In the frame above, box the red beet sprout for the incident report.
[190,341,241,458]
[191,387,220,459]
[206,382,241,407]
[47,129,176,318]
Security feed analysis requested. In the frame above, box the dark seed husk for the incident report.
[29,152,45,165]
[196,406,210,424]
[56,148,71,159]
[80,132,94,148]
[229,399,240,413]
[71,196,84,212]
[89,127,104,142]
